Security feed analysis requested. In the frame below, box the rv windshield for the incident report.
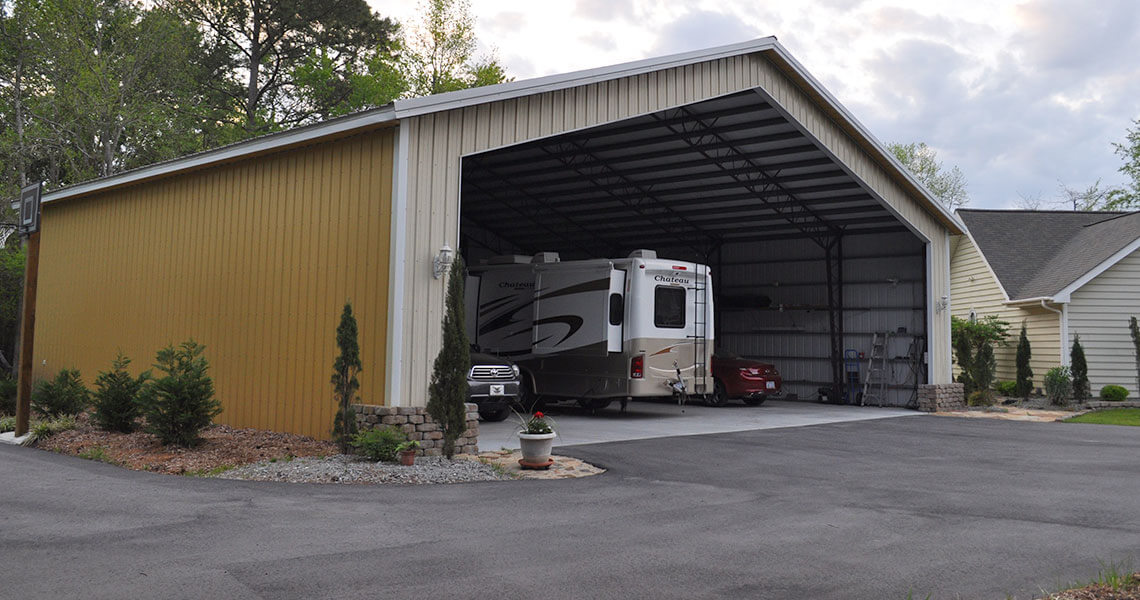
[654,286,686,328]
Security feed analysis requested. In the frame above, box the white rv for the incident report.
[465,250,714,409]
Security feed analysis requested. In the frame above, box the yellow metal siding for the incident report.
[949,234,1061,385]
[400,53,956,406]
[1068,249,1140,397]
[34,129,395,438]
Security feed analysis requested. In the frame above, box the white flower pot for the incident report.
[518,431,556,463]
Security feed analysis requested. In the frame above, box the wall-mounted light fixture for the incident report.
[432,243,454,280]
[936,295,950,313]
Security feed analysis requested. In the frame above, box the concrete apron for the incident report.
[479,399,920,450]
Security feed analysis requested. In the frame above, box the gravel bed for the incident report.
[215,455,510,485]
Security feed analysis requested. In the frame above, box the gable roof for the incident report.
[957,209,1140,301]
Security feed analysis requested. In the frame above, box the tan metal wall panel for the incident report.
[1068,249,1140,397]
[399,54,956,406]
[949,234,1062,385]
[34,129,395,438]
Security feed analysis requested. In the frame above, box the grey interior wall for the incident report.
[716,232,926,406]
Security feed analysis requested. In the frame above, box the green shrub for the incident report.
[331,303,362,453]
[92,353,150,433]
[951,315,1008,395]
[968,390,995,407]
[1044,366,1072,406]
[0,375,16,414]
[1100,385,1130,402]
[427,255,471,459]
[1071,336,1090,402]
[31,415,77,438]
[1015,323,1033,398]
[0,415,14,432]
[351,426,406,462]
[995,381,1017,397]
[138,340,221,448]
[31,369,90,418]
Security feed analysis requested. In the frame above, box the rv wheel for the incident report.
[705,379,729,407]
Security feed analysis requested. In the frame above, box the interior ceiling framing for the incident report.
[460,89,907,258]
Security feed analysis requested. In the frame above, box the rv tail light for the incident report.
[672,265,687,270]
[630,355,644,379]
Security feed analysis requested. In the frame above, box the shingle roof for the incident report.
[958,209,1140,300]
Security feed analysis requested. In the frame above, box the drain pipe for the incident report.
[1039,299,1069,366]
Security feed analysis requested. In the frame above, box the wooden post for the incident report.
[14,229,39,437]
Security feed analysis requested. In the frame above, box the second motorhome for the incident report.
[465,250,714,409]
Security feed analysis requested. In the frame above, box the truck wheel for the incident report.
[705,379,729,407]
[479,406,511,422]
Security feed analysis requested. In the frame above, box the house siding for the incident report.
[950,234,1061,386]
[34,129,395,438]
[1068,248,1140,398]
[398,51,955,406]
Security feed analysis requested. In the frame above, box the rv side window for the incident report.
[609,293,623,326]
[654,286,685,329]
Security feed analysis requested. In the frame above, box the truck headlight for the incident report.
[512,365,520,378]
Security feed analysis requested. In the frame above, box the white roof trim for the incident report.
[42,105,397,204]
[391,37,780,118]
[1052,235,1140,303]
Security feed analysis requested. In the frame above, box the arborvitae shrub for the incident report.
[138,340,220,447]
[331,303,362,454]
[31,369,90,418]
[427,256,470,459]
[92,353,149,433]
[1015,323,1033,398]
[1071,336,1090,403]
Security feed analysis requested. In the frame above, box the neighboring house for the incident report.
[951,209,1140,398]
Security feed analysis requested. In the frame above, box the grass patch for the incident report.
[0,415,15,433]
[77,446,121,466]
[1066,408,1140,426]
[31,415,77,438]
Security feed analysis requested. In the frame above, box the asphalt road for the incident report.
[2,415,1139,600]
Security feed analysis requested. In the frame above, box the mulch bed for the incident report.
[36,413,337,475]
[1047,575,1140,599]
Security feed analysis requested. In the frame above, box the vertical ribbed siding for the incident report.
[949,234,1061,385]
[399,53,956,405]
[34,128,395,438]
[1068,249,1140,398]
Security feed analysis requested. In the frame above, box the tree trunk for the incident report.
[245,3,262,133]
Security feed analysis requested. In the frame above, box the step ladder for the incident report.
[688,262,709,395]
[861,332,890,407]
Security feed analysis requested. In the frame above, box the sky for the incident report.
[370,0,1140,210]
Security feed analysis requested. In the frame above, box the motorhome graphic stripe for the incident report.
[479,295,517,316]
[533,315,584,346]
[535,278,610,300]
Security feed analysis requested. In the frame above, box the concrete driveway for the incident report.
[479,398,916,449]
[3,416,1139,599]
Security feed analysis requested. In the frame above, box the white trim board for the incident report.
[1052,237,1140,303]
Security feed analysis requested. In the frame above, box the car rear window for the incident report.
[654,286,685,328]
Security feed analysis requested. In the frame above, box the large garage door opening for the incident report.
[457,89,929,408]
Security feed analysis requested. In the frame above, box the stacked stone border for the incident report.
[917,383,965,412]
[353,403,479,456]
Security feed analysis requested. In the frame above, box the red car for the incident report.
[708,348,782,407]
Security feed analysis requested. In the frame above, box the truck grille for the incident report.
[469,366,515,380]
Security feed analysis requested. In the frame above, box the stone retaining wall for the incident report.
[917,383,965,412]
[352,403,479,456]
[1082,400,1140,410]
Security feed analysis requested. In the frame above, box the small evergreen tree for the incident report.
[427,256,470,459]
[1015,323,1033,398]
[1130,316,1140,395]
[331,302,362,454]
[92,353,150,433]
[1070,335,1090,402]
[138,340,221,447]
[951,315,1009,395]
[31,369,90,418]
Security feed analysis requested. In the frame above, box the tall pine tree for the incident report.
[331,302,361,453]
[427,255,469,459]
[1070,335,1089,403]
[1015,322,1033,398]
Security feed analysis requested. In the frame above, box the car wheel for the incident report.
[706,379,729,407]
[743,394,767,407]
[479,406,511,422]
[577,398,612,411]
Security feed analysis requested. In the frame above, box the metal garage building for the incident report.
[35,38,961,437]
